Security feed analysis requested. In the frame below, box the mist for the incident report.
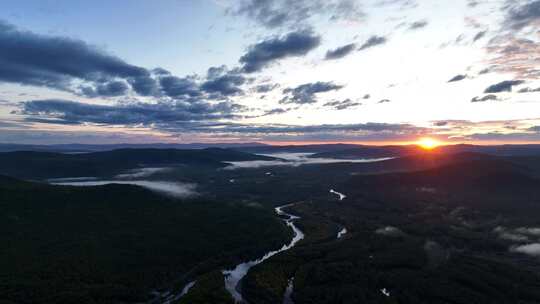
[52,180,197,198]
[225,153,392,169]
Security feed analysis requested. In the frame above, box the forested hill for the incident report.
[0,175,291,304]
[0,148,274,179]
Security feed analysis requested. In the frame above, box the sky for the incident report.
[1,0,540,145]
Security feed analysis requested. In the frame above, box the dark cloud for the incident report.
[376,0,418,9]
[20,99,244,126]
[504,1,540,31]
[323,98,361,110]
[408,20,428,30]
[151,68,171,76]
[471,94,498,102]
[325,43,356,60]
[358,36,387,51]
[159,76,201,98]
[281,81,344,104]
[518,87,540,93]
[473,30,487,42]
[0,20,157,97]
[433,121,448,127]
[17,98,434,142]
[81,81,129,97]
[448,74,467,82]
[479,68,491,75]
[467,0,481,7]
[0,20,250,101]
[253,83,280,93]
[261,108,288,116]
[363,94,371,99]
[201,66,247,97]
[378,99,391,103]
[484,80,524,93]
[240,30,321,73]
[231,0,364,29]
[157,65,249,100]
[128,76,159,96]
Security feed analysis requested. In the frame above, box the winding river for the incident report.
[223,204,305,303]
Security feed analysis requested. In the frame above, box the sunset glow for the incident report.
[0,1,539,144]
[417,138,441,150]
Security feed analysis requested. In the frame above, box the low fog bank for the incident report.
[51,180,197,198]
[226,153,392,169]
[494,226,540,257]
[375,226,406,237]
[114,167,173,179]
[511,244,540,257]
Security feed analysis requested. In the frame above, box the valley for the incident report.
[2,144,540,303]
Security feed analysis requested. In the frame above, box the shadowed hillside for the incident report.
[0,148,275,179]
[0,176,291,304]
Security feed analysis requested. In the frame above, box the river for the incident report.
[222,204,305,303]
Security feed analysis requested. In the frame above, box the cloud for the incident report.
[0,20,157,97]
[261,108,288,116]
[467,0,482,7]
[201,66,247,97]
[433,121,448,127]
[325,43,356,60]
[484,80,524,93]
[510,243,540,257]
[504,1,540,31]
[473,30,487,42]
[448,74,467,82]
[518,87,540,93]
[253,83,280,93]
[158,75,201,98]
[4,115,437,143]
[358,36,387,51]
[204,122,426,134]
[378,99,391,103]
[19,98,244,126]
[323,98,361,110]
[280,81,344,104]
[408,20,428,30]
[471,94,498,102]
[230,0,364,29]
[0,20,249,101]
[240,29,321,73]
[485,35,540,79]
[80,81,130,97]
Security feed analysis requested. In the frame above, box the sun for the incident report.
[416,137,441,150]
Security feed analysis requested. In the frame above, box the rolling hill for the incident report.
[0,148,275,179]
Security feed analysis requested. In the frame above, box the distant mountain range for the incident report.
[307,144,540,158]
[3,142,540,157]
[0,142,268,153]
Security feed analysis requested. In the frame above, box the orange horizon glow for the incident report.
[260,140,540,147]
[416,137,442,150]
